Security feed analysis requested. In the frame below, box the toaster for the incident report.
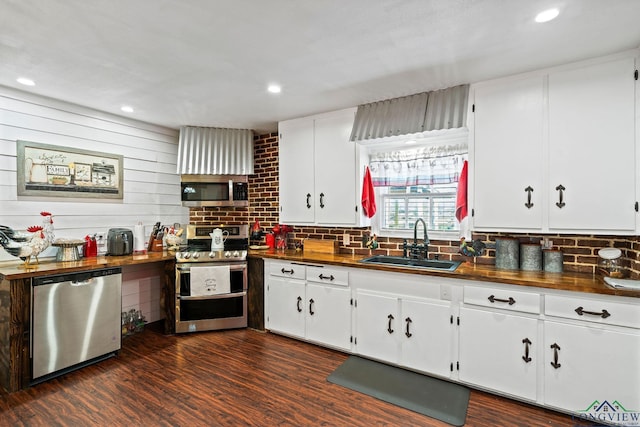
[107,228,134,256]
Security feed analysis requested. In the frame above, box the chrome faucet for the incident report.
[403,218,430,259]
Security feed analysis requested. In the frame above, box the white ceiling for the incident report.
[2,0,640,133]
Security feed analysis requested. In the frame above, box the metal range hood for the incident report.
[176,126,254,175]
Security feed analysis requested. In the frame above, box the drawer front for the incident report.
[545,294,640,328]
[306,266,348,287]
[269,261,306,280]
[464,285,541,314]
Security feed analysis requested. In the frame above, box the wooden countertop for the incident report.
[249,249,640,299]
[0,251,175,280]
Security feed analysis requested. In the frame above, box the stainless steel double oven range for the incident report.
[174,224,248,333]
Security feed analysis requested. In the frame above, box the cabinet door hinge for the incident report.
[472,104,475,113]
[635,201,639,212]
[635,69,638,80]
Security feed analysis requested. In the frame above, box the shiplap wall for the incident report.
[0,85,189,322]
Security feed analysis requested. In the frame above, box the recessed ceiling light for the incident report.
[535,8,559,23]
[120,105,134,113]
[16,77,35,86]
[267,84,281,94]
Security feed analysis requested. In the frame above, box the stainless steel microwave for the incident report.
[180,175,248,207]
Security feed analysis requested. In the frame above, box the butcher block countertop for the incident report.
[250,249,640,299]
[0,251,175,281]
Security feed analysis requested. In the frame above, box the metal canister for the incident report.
[495,237,520,270]
[543,249,564,273]
[520,243,542,271]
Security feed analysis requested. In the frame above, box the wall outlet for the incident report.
[343,233,350,246]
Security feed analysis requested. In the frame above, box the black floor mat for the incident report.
[327,356,470,426]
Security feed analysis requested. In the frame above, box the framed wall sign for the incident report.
[16,140,124,199]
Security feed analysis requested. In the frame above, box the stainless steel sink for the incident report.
[360,255,461,272]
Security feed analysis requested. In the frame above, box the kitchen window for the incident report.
[367,130,468,240]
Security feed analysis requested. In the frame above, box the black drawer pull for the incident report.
[281,268,294,275]
[550,343,561,369]
[405,317,413,338]
[296,296,302,312]
[575,306,610,319]
[387,314,394,334]
[318,274,335,281]
[522,338,532,363]
[488,295,516,305]
[524,186,534,209]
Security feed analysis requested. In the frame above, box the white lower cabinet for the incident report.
[265,262,306,339]
[305,279,351,351]
[264,259,640,422]
[355,289,452,378]
[458,306,538,401]
[265,261,351,351]
[544,321,640,415]
[543,293,640,417]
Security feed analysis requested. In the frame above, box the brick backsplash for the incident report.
[190,133,640,280]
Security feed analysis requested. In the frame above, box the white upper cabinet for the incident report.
[472,75,544,230]
[547,56,636,232]
[278,118,315,224]
[279,108,364,226]
[471,52,638,234]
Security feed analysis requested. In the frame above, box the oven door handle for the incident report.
[177,263,247,272]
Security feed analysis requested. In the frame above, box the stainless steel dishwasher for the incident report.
[31,267,122,382]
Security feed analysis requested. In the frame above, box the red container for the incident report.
[265,233,275,249]
[84,235,97,257]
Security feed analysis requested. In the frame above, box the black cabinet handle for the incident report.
[309,298,315,316]
[524,186,534,209]
[319,192,325,208]
[296,296,302,313]
[575,306,611,319]
[555,185,566,208]
[318,274,335,281]
[550,343,561,369]
[387,314,394,334]
[522,338,532,363]
[405,317,413,338]
[281,268,294,275]
[488,295,516,305]
[306,193,311,209]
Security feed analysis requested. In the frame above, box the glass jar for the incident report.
[598,248,623,277]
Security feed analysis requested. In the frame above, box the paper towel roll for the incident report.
[134,224,146,252]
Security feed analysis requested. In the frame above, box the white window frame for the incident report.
[366,129,469,242]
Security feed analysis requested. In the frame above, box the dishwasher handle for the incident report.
[33,267,122,286]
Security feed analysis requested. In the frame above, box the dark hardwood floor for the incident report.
[0,326,595,426]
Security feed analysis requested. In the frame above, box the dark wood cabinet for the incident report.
[247,256,264,331]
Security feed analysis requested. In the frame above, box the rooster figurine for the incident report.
[0,211,55,268]
[0,225,47,268]
[459,237,487,258]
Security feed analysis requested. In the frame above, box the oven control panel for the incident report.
[175,250,247,263]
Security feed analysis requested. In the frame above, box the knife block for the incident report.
[149,237,164,252]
